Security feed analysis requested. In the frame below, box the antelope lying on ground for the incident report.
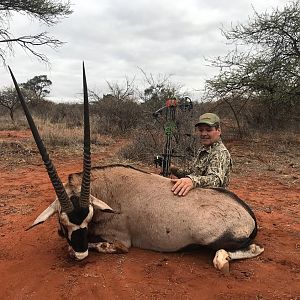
[9,64,264,272]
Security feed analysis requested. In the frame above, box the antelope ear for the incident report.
[90,195,115,213]
[26,199,60,231]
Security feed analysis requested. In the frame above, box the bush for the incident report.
[120,104,200,166]
[91,95,143,135]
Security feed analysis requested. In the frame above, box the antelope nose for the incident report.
[74,250,89,260]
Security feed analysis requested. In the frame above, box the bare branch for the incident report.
[0,0,72,63]
[106,76,136,102]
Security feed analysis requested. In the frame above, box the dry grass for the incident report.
[39,122,84,147]
[0,116,114,150]
[0,116,28,131]
[38,120,113,148]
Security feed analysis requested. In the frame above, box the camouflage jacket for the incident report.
[174,139,232,188]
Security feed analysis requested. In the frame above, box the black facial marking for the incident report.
[71,228,88,252]
[58,195,90,253]
[68,195,90,225]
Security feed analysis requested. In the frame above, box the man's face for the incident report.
[196,124,221,146]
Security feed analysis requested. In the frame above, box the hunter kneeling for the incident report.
[171,113,232,196]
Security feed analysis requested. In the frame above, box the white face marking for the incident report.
[68,246,89,260]
[59,205,94,240]
[74,250,88,260]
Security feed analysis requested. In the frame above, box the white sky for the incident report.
[0,0,286,102]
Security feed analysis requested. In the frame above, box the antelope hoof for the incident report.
[250,244,264,256]
[213,249,230,273]
[114,241,129,253]
[89,241,129,254]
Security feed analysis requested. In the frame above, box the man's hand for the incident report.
[171,177,193,196]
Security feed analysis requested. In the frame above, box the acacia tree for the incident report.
[0,0,72,63]
[138,68,184,112]
[205,1,300,130]
[0,86,33,122]
[0,87,18,122]
[106,76,136,102]
[21,74,52,100]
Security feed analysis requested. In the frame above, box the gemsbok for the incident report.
[9,64,264,272]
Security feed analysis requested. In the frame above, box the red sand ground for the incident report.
[0,130,299,299]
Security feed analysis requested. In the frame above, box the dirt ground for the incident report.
[0,130,299,300]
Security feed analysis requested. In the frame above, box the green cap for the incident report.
[195,113,220,127]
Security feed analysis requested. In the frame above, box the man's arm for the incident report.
[170,164,193,178]
[171,148,231,196]
[188,150,231,188]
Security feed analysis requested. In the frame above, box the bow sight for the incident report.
[153,96,193,177]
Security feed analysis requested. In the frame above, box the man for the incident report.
[171,113,232,196]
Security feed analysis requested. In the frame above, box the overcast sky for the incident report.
[0,0,286,102]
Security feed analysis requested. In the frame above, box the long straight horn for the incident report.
[8,67,74,214]
[79,62,91,208]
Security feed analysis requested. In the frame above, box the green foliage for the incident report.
[205,1,300,130]
[21,75,52,99]
[139,71,184,112]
